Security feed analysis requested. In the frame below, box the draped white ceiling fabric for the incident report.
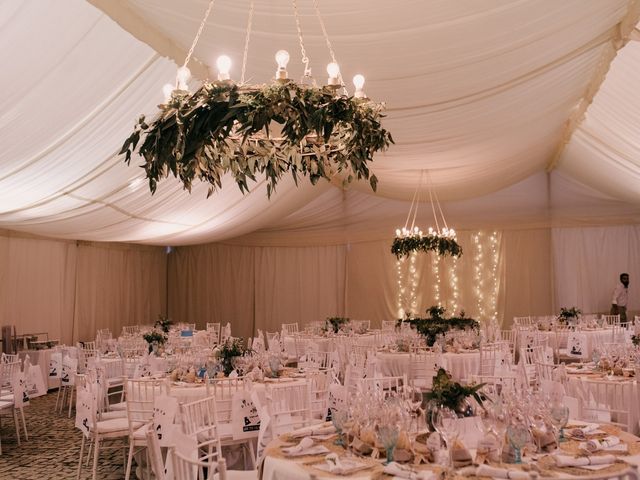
[1,0,640,246]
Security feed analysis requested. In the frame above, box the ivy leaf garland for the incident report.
[120,82,393,198]
[391,233,462,259]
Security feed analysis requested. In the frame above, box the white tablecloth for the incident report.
[372,351,480,382]
[283,333,379,357]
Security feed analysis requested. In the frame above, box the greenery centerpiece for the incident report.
[215,337,250,376]
[398,306,479,347]
[154,314,173,333]
[423,368,486,418]
[120,82,393,198]
[142,330,167,354]
[557,307,581,325]
[632,334,640,347]
[324,317,350,334]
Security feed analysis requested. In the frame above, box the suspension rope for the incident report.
[240,0,255,84]
[312,0,348,95]
[183,0,216,70]
[292,0,312,78]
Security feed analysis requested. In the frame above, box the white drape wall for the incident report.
[0,231,166,344]
[552,225,640,315]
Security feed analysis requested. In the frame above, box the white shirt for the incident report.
[612,283,629,307]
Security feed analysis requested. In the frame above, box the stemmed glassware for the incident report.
[550,401,570,443]
[432,406,459,467]
[331,408,349,446]
[506,418,529,464]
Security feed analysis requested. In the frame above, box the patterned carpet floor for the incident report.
[0,392,126,479]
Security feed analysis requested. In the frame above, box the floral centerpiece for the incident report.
[422,368,486,417]
[142,330,167,353]
[632,334,640,347]
[557,307,581,325]
[154,314,173,333]
[214,337,251,376]
[398,306,479,347]
[324,317,350,334]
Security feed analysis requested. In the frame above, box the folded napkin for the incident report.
[282,437,330,457]
[383,462,436,480]
[282,437,314,454]
[554,454,617,467]
[475,433,501,464]
[289,422,336,439]
[582,436,625,453]
[451,439,473,468]
[475,465,531,479]
[531,427,557,452]
[569,423,600,439]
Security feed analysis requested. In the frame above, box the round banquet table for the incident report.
[372,350,480,382]
[260,424,640,480]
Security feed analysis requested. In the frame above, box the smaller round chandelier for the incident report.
[120,0,393,199]
[391,171,462,258]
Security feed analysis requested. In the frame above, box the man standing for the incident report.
[611,273,630,323]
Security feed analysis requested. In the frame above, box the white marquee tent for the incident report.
[1,0,640,343]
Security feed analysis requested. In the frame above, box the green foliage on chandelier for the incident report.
[391,233,462,258]
[120,82,393,198]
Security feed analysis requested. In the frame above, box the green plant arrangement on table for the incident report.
[154,314,173,333]
[632,334,640,347]
[120,82,393,199]
[557,307,581,324]
[142,330,167,353]
[324,317,350,334]
[422,368,486,418]
[397,306,479,347]
[214,337,251,376]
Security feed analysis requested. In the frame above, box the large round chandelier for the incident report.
[391,171,462,258]
[120,0,393,198]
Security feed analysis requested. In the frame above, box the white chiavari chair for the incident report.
[122,325,140,336]
[207,323,222,345]
[281,322,299,335]
[0,361,24,453]
[264,382,315,437]
[146,425,166,480]
[205,376,256,469]
[307,370,330,421]
[408,352,439,391]
[358,374,408,399]
[265,332,281,352]
[471,374,517,397]
[124,377,164,480]
[381,320,397,331]
[602,314,620,326]
[479,342,511,377]
[513,316,532,328]
[579,379,632,432]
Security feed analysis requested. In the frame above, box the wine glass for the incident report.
[506,421,529,464]
[433,406,459,467]
[377,422,400,465]
[550,402,570,443]
[331,408,348,446]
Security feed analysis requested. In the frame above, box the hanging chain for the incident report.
[313,0,348,95]
[292,0,312,78]
[183,0,216,69]
[427,171,441,234]
[240,0,255,84]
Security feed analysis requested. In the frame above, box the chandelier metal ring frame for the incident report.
[120,0,393,199]
[391,170,462,258]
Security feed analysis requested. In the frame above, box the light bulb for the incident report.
[216,55,232,81]
[395,229,401,236]
[353,74,366,98]
[176,66,191,85]
[162,83,175,101]
[326,62,340,85]
[275,50,290,69]
[275,50,290,80]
